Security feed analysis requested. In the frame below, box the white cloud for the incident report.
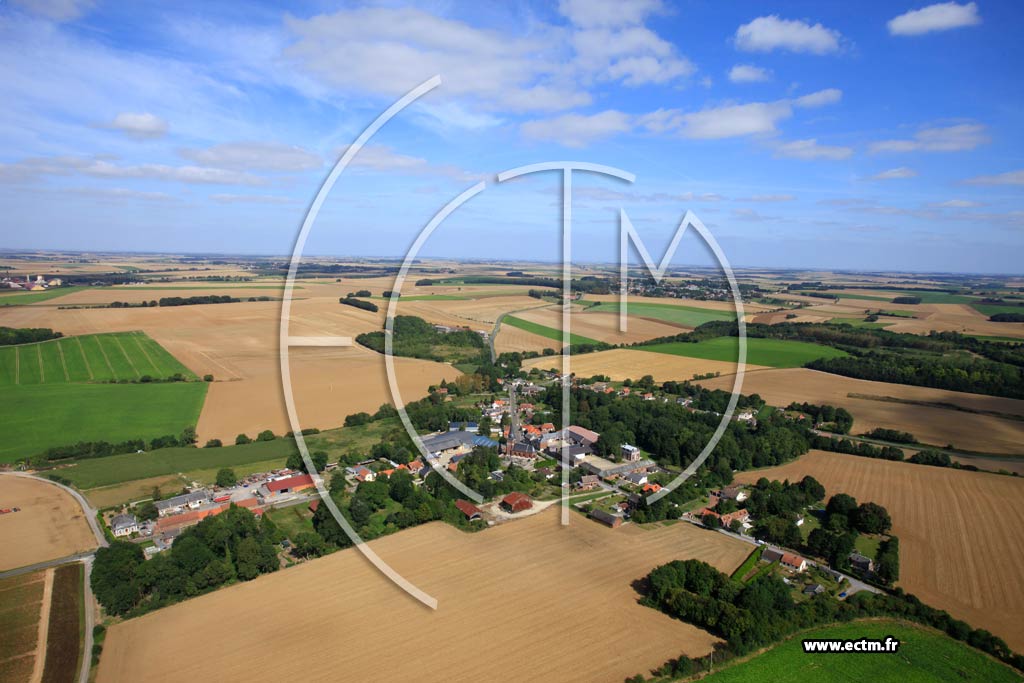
[870,123,989,153]
[521,110,632,148]
[963,170,1024,186]
[558,0,663,28]
[871,167,918,180]
[732,208,779,222]
[570,25,696,86]
[210,193,297,205]
[740,194,796,202]
[9,0,93,21]
[774,139,853,160]
[728,64,772,83]
[0,155,265,185]
[793,88,842,108]
[107,112,168,140]
[888,2,981,36]
[180,142,322,172]
[735,15,842,54]
[337,145,476,181]
[679,101,792,139]
[929,199,983,208]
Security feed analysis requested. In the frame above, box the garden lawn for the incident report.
[702,620,1019,683]
[641,337,848,368]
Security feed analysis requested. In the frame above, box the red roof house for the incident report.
[454,499,483,521]
[500,492,533,513]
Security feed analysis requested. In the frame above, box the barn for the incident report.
[500,492,532,514]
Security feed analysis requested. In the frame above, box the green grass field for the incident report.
[503,315,599,345]
[0,332,195,386]
[1,382,208,462]
[703,620,1019,683]
[835,291,975,304]
[388,294,470,301]
[0,287,87,305]
[588,301,736,328]
[970,303,1024,317]
[642,337,848,368]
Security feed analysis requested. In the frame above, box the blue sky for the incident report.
[1,0,1022,273]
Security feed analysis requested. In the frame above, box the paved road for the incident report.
[0,551,96,581]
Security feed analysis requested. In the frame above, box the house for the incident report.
[762,548,784,564]
[576,474,601,491]
[642,392,655,401]
[454,499,482,521]
[780,552,808,572]
[621,444,641,461]
[308,499,320,513]
[257,474,315,499]
[567,425,599,446]
[642,483,662,494]
[508,441,536,458]
[500,492,532,513]
[588,509,622,528]
[155,490,211,517]
[803,583,826,596]
[349,466,375,482]
[849,552,875,573]
[716,486,748,502]
[110,513,139,537]
[624,472,648,486]
[448,421,478,432]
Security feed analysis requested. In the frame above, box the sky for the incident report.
[1,0,1022,273]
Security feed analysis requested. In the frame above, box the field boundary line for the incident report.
[75,338,93,380]
[131,334,161,375]
[55,340,70,382]
[113,335,140,376]
[37,344,45,383]
[94,336,117,379]
[28,567,54,683]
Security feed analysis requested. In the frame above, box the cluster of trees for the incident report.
[356,315,487,365]
[33,426,197,462]
[808,433,906,461]
[92,506,280,617]
[892,295,922,304]
[339,296,379,312]
[785,402,853,433]
[864,427,918,443]
[158,295,239,306]
[744,477,826,546]
[805,493,892,576]
[349,289,373,297]
[990,312,1024,322]
[640,558,1023,674]
[0,326,62,345]
[908,449,954,467]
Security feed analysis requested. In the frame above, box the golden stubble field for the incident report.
[514,306,687,345]
[698,368,1024,455]
[735,451,1024,651]
[0,476,96,571]
[523,348,768,381]
[97,508,752,683]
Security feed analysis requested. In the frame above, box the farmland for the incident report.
[0,476,97,571]
[511,306,688,345]
[41,563,84,683]
[523,348,768,381]
[735,451,1024,652]
[0,331,195,385]
[698,368,1024,454]
[1,382,207,461]
[503,314,599,345]
[0,570,45,683]
[96,508,752,683]
[703,620,1020,683]
[588,300,737,327]
[642,336,849,368]
[0,286,87,305]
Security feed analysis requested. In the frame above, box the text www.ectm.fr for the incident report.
[802,637,901,653]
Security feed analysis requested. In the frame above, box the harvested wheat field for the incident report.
[0,569,46,683]
[97,508,750,683]
[885,304,1024,339]
[698,368,1024,455]
[516,307,687,344]
[584,294,773,313]
[0,298,458,443]
[523,348,767,381]
[399,294,547,326]
[0,476,96,571]
[734,451,1024,651]
[494,324,559,354]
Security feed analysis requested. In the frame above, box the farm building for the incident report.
[588,509,623,528]
[155,490,211,517]
[257,474,315,499]
[762,548,808,572]
[716,487,748,502]
[500,492,532,514]
[576,474,601,491]
[454,500,483,521]
[110,513,139,537]
[849,552,875,573]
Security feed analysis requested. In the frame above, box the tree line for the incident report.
[339,296,379,312]
[0,326,63,345]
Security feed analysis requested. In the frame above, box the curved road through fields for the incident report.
[0,472,107,683]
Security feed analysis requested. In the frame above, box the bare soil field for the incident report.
[0,570,45,683]
[734,451,1024,651]
[97,508,751,683]
[698,368,1024,454]
[516,307,687,344]
[0,476,96,571]
[524,348,768,381]
[0,298,458,443]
